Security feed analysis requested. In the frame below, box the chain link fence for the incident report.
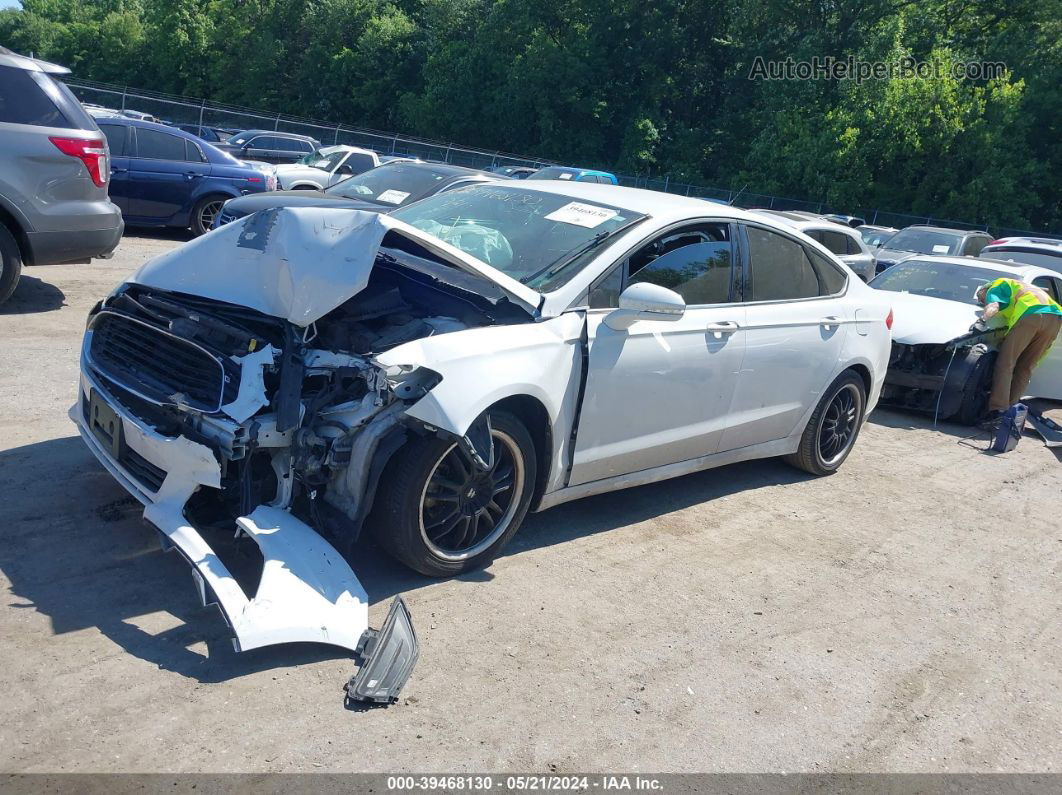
[66,78,1058,241]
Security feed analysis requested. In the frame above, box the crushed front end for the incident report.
[878,328,1001,424]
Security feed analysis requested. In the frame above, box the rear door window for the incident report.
[0,64,73,128]
[818,229,850,256]
[98,123,129,156]
[184,139,206,162]
[134,128,187,160]
[745,225,846,300]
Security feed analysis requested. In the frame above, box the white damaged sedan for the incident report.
[73,181,892,682]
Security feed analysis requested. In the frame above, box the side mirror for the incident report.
[336,164,353,175]
[604,282,686,331]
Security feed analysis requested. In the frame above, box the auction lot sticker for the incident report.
[545,202,619,228]
[377,189,412,204]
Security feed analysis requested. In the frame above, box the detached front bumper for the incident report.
[72,371,418,701]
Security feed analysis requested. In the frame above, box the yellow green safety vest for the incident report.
[985,278,1062,331]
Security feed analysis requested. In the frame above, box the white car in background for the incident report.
[980,237,1062,274]
[871,255,1062,423]
[271,145,381,190]
[72,181,892,687]
[752,209,877,281]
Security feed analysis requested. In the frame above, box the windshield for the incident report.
[325,163,456,205]
[528,166,581,181]
[860,227,895,248]
[389,184,645,286]
[870,260,1010,305]
[297,146,345,168]
[884,228,964,255]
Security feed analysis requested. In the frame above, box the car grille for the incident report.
[88,312,230,413]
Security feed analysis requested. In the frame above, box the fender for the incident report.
[375,313,586,495]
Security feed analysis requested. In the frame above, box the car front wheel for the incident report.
[784,370,866,476]
[371,409,537,577]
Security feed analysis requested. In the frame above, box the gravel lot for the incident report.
[0,231,1059,774]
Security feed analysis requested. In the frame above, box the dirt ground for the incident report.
[0,230,1059,774]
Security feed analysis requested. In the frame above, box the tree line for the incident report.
[3,0,1060,232]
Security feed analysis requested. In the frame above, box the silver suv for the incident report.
[0,47,123,304]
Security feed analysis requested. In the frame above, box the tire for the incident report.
[370,409,537,577]
[784,370,866,476]
[0,224,23,306]
[190,195,228,236]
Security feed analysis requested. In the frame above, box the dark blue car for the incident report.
[95,117,274,235]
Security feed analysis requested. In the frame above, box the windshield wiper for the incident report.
[521,215,646,285]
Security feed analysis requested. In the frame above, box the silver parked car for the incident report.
[873,225,992,275]
[0,47,123,303]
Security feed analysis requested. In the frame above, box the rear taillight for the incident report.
[987,238,1007,246]
[49,136,107,187]
[885,308,894,330]
[246,176,262,183]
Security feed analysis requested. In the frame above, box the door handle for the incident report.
[706,320,740,338]
[111,166,127,173]
[820,316,841,329]
[184,171,203,179]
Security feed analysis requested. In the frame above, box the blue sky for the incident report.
[0,0,21,8]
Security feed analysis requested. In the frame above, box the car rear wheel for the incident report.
[371,410,537,577]
[191,195,227,236]
[0,225,23,306]
[784,370,866,476]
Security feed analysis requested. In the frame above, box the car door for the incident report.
[127,128,209,222]
[97,122,130,213]
[1026,275,1062,399]
[717,223,850,451]
[569,221,746,486]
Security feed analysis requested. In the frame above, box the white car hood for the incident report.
[129,207,540,325]
[885,291,980,344]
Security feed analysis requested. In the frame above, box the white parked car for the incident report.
[752,210,877,281]
[980,237,1062,274]
[272,145,381,190]
[72,182,892,672]
[870,255,1062,423]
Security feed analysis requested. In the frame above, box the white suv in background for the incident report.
[980,237,1062,274]
[271,145,381,190]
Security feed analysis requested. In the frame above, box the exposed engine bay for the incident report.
[87,240,533,541]
[77,229,534,702]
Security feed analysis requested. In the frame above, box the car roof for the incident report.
[230,129,320,141]
[750,210,859,235]
[902,225,989,236]
[861,224,898,232]
[472,180,767,223]
[0,46,70,75]
[889,254,1058,280]
[985,237,1062,253]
